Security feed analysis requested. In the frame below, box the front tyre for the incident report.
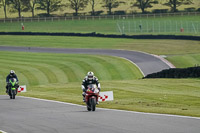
[11,90,15,99]
[87,106,91,111]
[91,98,96,111]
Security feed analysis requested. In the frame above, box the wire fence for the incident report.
[117,20,200,34]
[0,12,199,23]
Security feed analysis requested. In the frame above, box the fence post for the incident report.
[146,21,148,33]
[159,21,160,33]
[153,21,154,33]
[38,17,39,22]
[11,19,12,23]
[134,21,136,33]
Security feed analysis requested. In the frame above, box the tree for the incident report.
[0,0,8,18]
[89,0,100,15]
[132,0,158,14]
[68,0,88,16]
[102,0,125,15]
[29,0,38,17]
[8,0,30,18]
[37,0,63,16]
[163,0,193,12]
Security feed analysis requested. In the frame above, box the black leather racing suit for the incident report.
[81,76,100,101]
[6,74,19,92]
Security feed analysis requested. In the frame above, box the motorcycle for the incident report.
[7,78,19,99]
[85,84,99,111]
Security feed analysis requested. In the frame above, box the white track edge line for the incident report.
[18,96,200,120]
[0,130,7,133]
[118,57,145,77]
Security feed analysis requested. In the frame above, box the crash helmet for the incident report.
[10,70,15,76]
[87,71,94,80]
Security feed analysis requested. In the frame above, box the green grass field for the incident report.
[0,51,200,117]
[0,51,142,88]
[0,15,200,117]
[0,35,200,56]
[0,16,199,35]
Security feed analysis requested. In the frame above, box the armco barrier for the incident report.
[0,32,200,41]
[144,67,200,78]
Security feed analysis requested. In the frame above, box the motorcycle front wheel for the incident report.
[91,98,96,111]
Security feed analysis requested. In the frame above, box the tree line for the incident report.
[0,0,194,18]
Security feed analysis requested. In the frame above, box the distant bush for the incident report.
[36,13,54,17]
[144,67,200,78]
[152,9,168,13]
[114,10,126,15]
[89,10,104,16]
[197,8,200,12]
[184,7,196,12]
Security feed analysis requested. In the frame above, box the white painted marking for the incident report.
[119,57,145,76]
[19,96,200,120]
[152,54,176,68]
[0,130,7,133]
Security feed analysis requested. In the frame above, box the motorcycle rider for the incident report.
[82,71,101,103]
[6,70,19,93]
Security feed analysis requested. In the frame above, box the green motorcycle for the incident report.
[7,78,19,99]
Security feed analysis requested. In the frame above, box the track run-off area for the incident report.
[0,46,199,133]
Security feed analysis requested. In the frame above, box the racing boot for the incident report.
[82,92,86,102]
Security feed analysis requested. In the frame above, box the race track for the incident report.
[0,46,199,133]
[0,46,173,76]
[0,96,200,133]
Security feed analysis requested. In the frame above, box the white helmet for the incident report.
[87,71,94,80]
[10,70,15,75]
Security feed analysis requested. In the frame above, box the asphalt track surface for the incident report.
[0,46,173,76]
[0,95,200,133]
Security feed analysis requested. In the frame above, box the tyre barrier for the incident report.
[144,66,200,78]
[0,32,200,41]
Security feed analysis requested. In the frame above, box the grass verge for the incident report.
[0,51,142,89]
[0,35,200,55]
[0,51,199,117]
[0,16,199,35]
[16,79,200,117]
